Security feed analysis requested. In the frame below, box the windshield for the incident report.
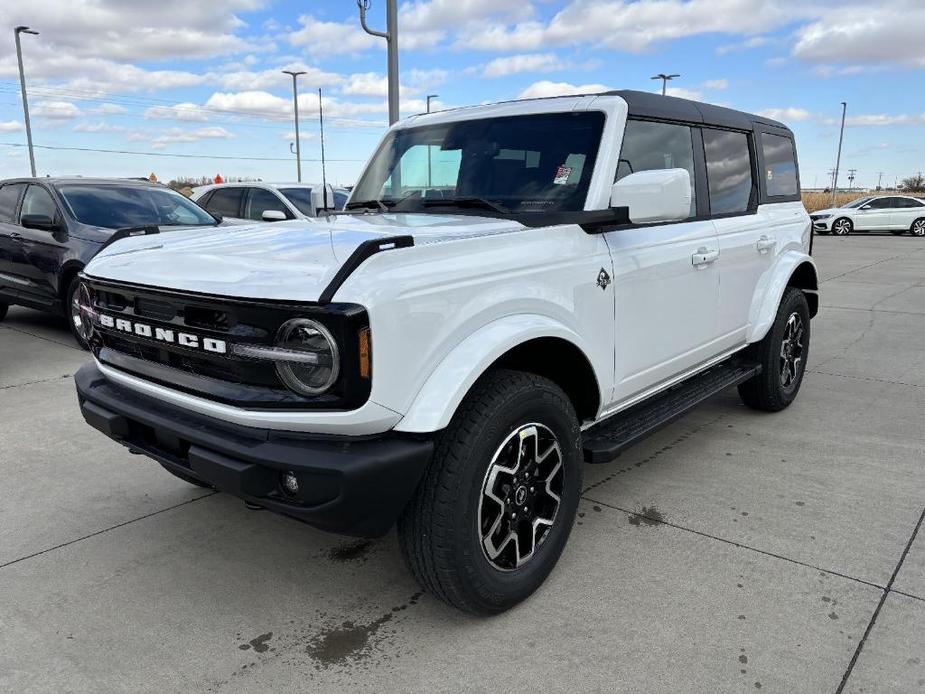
[843,197,873,209]
[279,187,313,215]
[59,184,216,229]
[351,111,606,214]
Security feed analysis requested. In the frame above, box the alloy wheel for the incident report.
[833,219,851,236]
[780,312,805,389]
[912,219,925,237]
[478,423,563,571]
[70,290,88,342]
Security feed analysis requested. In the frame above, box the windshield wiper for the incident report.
[420,196,510,214]
[344,199,390,213]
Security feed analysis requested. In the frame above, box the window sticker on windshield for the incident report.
[553,166,573,185]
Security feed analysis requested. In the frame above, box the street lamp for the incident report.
[15,26,39,177]
[651,73,679,96]
[357,0,400,125]
[831,101,847,208]
[426,94,438,113]
[282,70,307,182]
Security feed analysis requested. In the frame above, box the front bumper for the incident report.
[75,363,433,538]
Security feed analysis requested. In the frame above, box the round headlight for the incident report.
[275,318,340,396]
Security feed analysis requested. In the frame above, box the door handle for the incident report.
[692,247,719,268]
[757,235,777,253]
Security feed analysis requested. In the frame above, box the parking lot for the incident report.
[1,234,923,693]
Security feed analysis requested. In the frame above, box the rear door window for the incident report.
[203,187,243,218]
[616,119,697,218]
[0,183,25,222]
[760,133,798,197]
[703,129,754,215]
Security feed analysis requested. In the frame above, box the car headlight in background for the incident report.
[811,214,832,220]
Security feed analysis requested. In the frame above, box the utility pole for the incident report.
[651,73,679,96]
[831,101,847,208]
[876,171,884,190]
[847,168,857,193]
[318,88,328,212]
[14,26,39,177]
[426,94,438,188]
[358,0,399,125]
[282,70,306,182]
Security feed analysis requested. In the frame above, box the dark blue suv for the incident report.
[0,178,220,348]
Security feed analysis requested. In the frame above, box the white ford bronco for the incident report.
[75,91,817,614]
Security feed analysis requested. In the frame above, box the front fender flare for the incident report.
[394,314,603,434]
[747,251,818,343]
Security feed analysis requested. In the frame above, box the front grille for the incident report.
[84,279,371,410]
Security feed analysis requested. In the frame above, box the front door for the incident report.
[853,197,893,230]
[10,184,68,308]
[606,119,721,404]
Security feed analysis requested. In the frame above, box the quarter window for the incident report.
[204,187,243,218]
[760,133,798,197]
[20,185,58,221]
[0,183,25,222]
[616,120,697,218]
[703,129,754,215]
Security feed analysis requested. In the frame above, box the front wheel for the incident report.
[738,287,810,412]
[65,277,90,350]
[832,217,853,236]
[911,218,925,237]
[398,369,582,615]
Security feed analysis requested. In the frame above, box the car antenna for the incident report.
[319,87,329,214]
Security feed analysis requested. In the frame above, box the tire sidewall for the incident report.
[911,218,925,237]
[447,382,582,610]
[833,218,852,236]
[772,290,811,405]
[65,277,90,350]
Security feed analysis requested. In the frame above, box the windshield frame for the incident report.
[351,111,607,218]
[58,183,219,229]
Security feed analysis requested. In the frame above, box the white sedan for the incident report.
[811,195,925,236]
[190,182,349,224]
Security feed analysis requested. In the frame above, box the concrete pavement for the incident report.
[1,235,923,693]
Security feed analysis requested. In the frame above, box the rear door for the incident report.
[890,197,925,230]
[606,119,722,403]
[0,182,27,296]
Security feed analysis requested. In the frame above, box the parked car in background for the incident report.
[811,195,925,236]
[0,177,221,347]
[190,182,349,223]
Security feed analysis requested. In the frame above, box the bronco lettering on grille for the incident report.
[98,314,227,354]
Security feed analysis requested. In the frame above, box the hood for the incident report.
[84,213,525,302]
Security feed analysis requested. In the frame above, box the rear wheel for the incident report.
[832,217,853,236]
[398,369,582,615]
[738,287,810,412]
[65,277,90,350]
[911,218,925,237]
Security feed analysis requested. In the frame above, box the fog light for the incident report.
[281,471,300,496]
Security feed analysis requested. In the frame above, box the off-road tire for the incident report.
[832,217,853,236]
[738,287,811,412]
[158,462,214,489]
[65,277,90,350]
[911,218,925,237]
[398,369,582,615]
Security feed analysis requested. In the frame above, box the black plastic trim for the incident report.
[318,235,414,304]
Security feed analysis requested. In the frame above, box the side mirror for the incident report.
[610,168,691,224]
[860,204,872,210]
[261,210,287,222]
[21,214,60,232]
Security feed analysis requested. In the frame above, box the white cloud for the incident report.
[129,126,235,150]
[73,121,125,133]
[702,79,729,91]
[518,80,610,99]
[217,65,342,91]
[665,87,703,101]
[758,107,815,122]
[280,131,316,141]
[287,16,379,57]
[483,53,565,78]
[758,107,925,127]
[717,36,771,54]
[32,100,81,119]
[144,103,210,122]
[0,120,23,133]
[88,103,127,115]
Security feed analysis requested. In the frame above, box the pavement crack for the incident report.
[820,246,925,284]
[807,369,925,390]
[0,374,74,391]
[0,492,216,572]
[835,504,925,694]
[0,324,83,351]
[581,496,887,593]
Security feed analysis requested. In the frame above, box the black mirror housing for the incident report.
[21,214,60,232]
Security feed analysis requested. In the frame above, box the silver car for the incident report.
[190,182,350,223]
[811,195,925,236]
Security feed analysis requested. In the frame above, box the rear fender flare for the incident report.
[746,251,818,343]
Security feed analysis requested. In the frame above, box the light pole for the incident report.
[831,101,847,208]
[283,70,306,182]
[651,73,679,96]
[426,94,438,113]
[426,94,438,188]
[318,87,329,212]
[15,26,39,177]
[358,0,399,125]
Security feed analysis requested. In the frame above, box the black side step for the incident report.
[582,360,761,463]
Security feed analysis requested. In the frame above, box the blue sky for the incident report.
[0,0,922,189]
